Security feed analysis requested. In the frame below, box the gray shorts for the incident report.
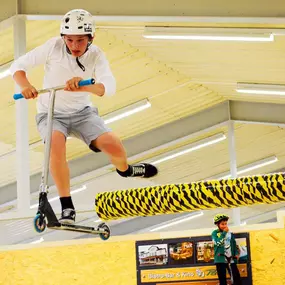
[35,106,111,152]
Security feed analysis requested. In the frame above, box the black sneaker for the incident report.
[131,163,158,178]
[59,208,76,224]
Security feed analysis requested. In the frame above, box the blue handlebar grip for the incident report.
[13,93,24,100]
[78,78,95,87]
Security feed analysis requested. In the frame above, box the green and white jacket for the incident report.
[211,229,239,264]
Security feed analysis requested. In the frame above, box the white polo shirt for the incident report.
[10,36,116,114]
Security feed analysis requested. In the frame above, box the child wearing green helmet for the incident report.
[211,214,242,285]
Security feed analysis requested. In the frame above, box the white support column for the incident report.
[228,120,241,226]
[13,16,30,212]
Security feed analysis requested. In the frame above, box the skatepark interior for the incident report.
[1,1,285,284]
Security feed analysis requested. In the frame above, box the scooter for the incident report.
[13,79,111,240]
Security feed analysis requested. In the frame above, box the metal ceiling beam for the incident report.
[2,0,285,30]
[24,15,285,25]
[230,100,285,127]
[17,0,285,18]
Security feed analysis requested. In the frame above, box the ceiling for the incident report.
[1,1,285,246]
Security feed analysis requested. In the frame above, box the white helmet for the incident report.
[60,9,95,37]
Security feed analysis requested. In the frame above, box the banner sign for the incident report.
[136,233,252,285]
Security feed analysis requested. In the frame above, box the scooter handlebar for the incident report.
[13,93,24,100]
[78,78,95,86]
[13,78,96,100]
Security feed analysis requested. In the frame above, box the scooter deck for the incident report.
[34,194,110,239]
[48,223,106,235]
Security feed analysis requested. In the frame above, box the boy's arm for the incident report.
[13,71,32,89]
[212,230,227,247]
[13,71,38,99]
[83,50,116,97]
[10,37,57,97]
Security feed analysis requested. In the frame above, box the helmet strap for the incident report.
[76,56,85,72]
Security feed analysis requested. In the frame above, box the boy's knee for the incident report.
[103,142,124,156]
[94,133,125,156]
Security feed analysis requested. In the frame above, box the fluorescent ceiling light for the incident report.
[69,184,87,194]
[0,68,11,80]
[103,99,151,124]
[30,237,44,244]
[150,211,204,232]
[143,27,274,42]
[236,82,285,95]
[150,133,226,165]
[144,34,274,42]
[0,62,12,80]
[30,184,87,209]
[212,155,278,180]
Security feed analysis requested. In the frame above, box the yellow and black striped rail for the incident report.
[95,173,285,220]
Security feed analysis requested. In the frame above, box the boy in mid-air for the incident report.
[10,9,158,224]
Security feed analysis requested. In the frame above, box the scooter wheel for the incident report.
[98,223,111,241]
[34,213,47,233]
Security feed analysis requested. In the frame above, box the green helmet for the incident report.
[214,214,229,225]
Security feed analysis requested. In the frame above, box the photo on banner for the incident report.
[169,241,194,265]
[135,232,252,285]
[138,244,169,267]
[236,237,248,262]
[196,240,214,264]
